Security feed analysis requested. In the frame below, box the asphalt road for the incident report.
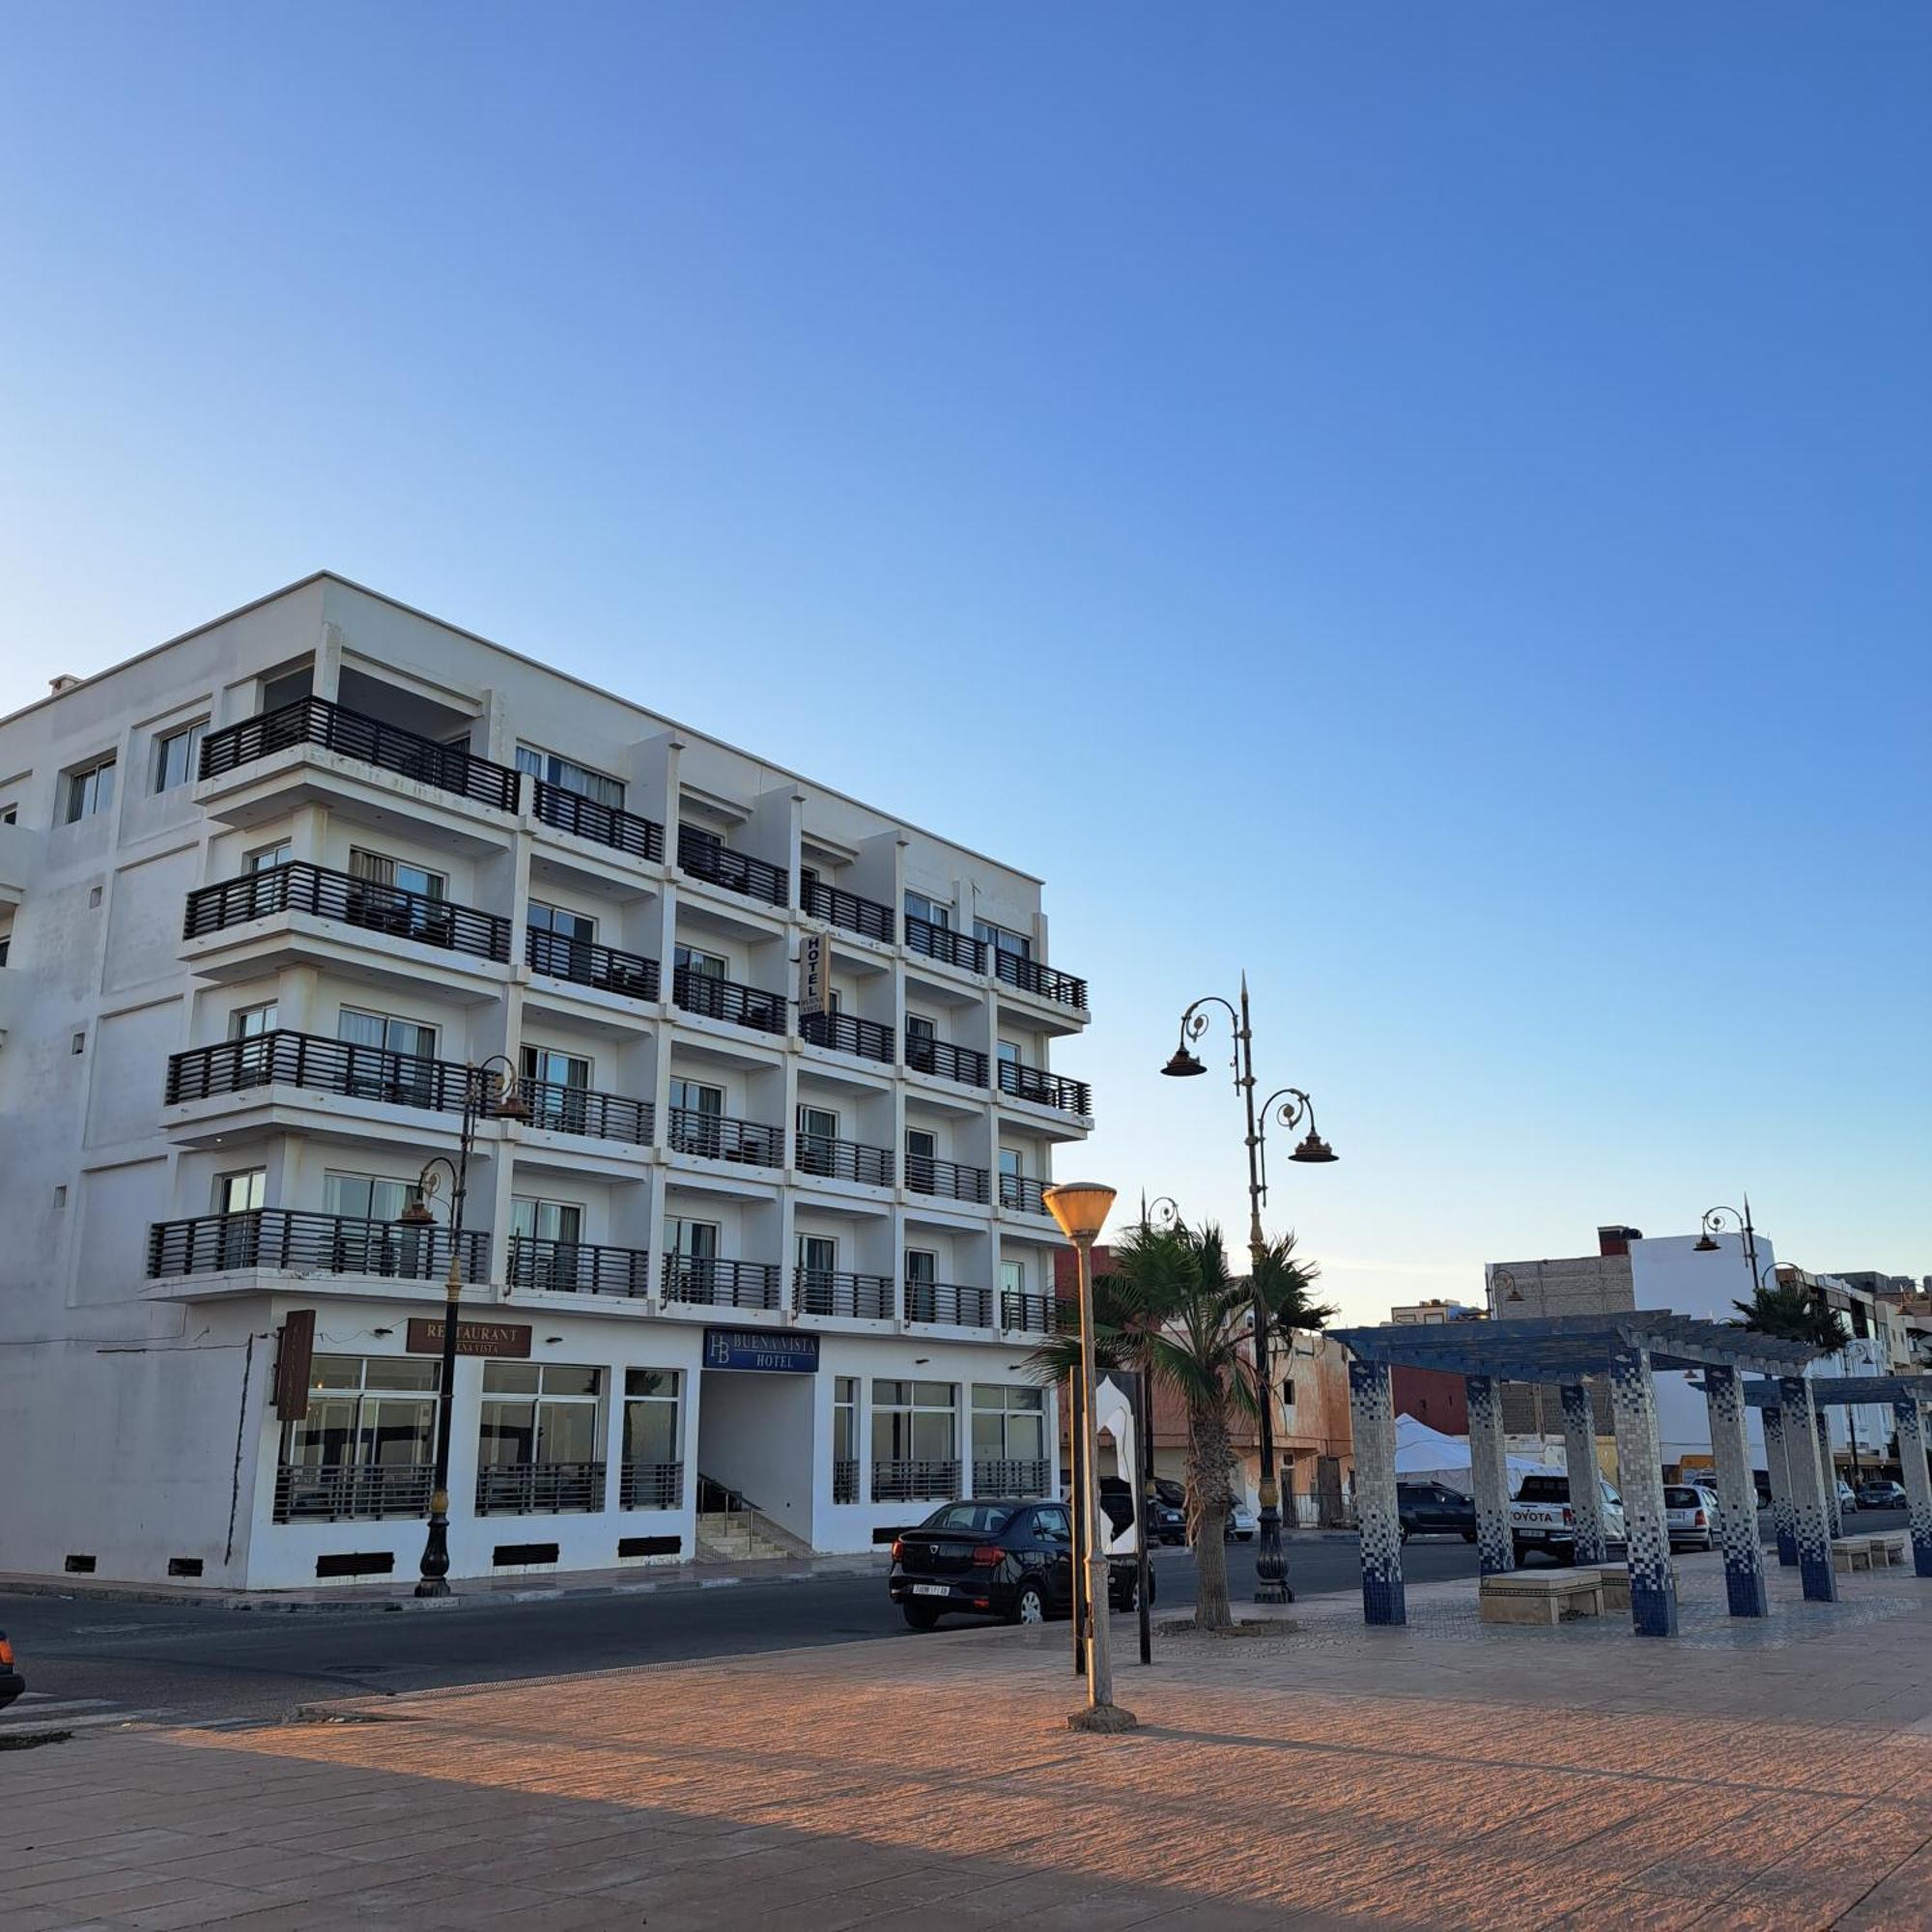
[1,1511,1908,1733]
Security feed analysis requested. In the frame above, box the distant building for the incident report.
[1388,1298,1483,1325]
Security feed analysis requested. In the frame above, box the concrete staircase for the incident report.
[695,1509,810,1564]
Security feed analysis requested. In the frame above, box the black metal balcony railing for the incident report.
[475,1461,607,1516]
[521,1080,653,1144]
[165,1029,483,1115]
[904,1152,989,1205]
[999,1172,1050,1215]
[800,877,894,944]
[672,964,787,1036]
[800,1009,895,1065]
[872,1460,960,1502]
[619,1461,684,1511]
[1002,1291,1058,1334]
[531,779,664,864]
[526,925,661,999]
[903,1279,995,1328]
[667,1107,782,1166]
[677,827,788,907]
[833,1459,859,1505]
[997,1060,1092,1117]
[184,862,513,965]
[273,1462,435,1524]
[795,1268,895,1321]
[148,1209,491,1282]
[506,1236,651,1298]
[903,916,985,973]
[974,1459,1052,1498]
[795,1133,894,1186]
[992,950,1089,1013]
[660,1256,785,1311]
[199,696,523,815]
[904,1036,988,1088]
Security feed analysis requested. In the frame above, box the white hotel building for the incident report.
[0,575,1090,1589]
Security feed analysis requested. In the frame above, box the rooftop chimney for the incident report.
[48,673,81,696]
[1597,1225,1642,1258]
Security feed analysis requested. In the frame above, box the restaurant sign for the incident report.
[405,1318,533,1359]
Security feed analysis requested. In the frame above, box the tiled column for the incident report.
[1763,1403,1798,1566]
[1464,1375,1514,1577]
[1702,1366,1768,1617]
[1893,1398,1932,1578]
[1559,1382,1607,1567]
[1608,1345,1678,1636]
[1778,1376,1837,1602]
[1815,1409,1842,1539]
[1348,1359,1405,1626]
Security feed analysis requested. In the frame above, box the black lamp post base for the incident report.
[414,1577,452,1599]
[1254,1514,1294,1605]
[417,1511,453,1598]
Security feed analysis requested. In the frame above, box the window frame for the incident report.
[62,753,117,825]
[152,720,208,794]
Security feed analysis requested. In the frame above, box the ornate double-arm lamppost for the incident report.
[1694,1199,1762,1278]
[1161,975,1336,1604]
[396,1052,526,1598]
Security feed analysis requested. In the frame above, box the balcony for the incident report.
[619,1461,684,1510]
[974,1459,1052,1498]
[667,1107,782,1167]
[1001,1291,1058,1333]
[532,780,665,864]
[184,862,512,964]
[661,1255,785,1311]
[521,1081,653,1145]
[903,1278,995,1328]
[165,1030,483,1116]
[475,1462,607,1516]
[993,950,1089,1014]
[672,964,787,1036]
[199,696,522,814]
[999,1173,1049,1216]
[801,877,893,944]
[795,1131,893,1186]
[997,1061,1092,1118]
[833,1459,859,1504]
[148,1208,490,1282]
[795,1268,895,1320]
[872,1459,959,1502]
[904,917,984,973]
[272,1462,434,1524]
[904,1036,988,1088]
[905,1152,989,1206]
[506,1235,651,1297]
[800,1009,894,1065]
[677,827,788,908]
[526,926,660,999]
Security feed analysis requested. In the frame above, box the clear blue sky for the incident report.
[3,5,1925,1318]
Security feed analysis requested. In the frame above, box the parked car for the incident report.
[1514,1472,1630,1546]
[0,1631,21,1712]
[1836,1477,1860,1515]
[1095,1475,1186,1545]
[1225,1499,1258,1541]
[1662,1484,1716,1551]
[889,1498,1149,1630]
[1855,1479,1908,1510]
[1396,1480,1478,1543]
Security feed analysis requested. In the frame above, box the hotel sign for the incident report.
[799,930,832,1016]
[405,1318,533,1359]
[703,1327,820,1374]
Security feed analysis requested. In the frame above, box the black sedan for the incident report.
[889,1498,1151,1630]
[1396,1480,1479,1543]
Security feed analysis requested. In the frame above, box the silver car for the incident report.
[1663,1484,1717,1551]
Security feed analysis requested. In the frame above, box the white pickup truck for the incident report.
[1512,1473,1629,1564]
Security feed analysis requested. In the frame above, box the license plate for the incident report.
[912,1583,951,1598]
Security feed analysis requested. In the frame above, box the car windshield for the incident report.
[921,1503,1014,1535]
[1662,1488,1703,1507]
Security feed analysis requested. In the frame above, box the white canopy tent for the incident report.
[1394,1414,1555,1492]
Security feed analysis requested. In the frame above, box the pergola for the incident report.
[1332,1312,1818,1638]
[1745,1374,1932,1594]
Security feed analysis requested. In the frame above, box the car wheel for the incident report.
[1461,1529,1478,1543]
[902,1602,941,1632]
[1011,1580,1048,1626]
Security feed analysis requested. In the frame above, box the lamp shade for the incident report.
[1041,1180,1117,1242]
[1161,1048,1207,1078]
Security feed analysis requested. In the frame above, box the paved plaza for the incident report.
[3,1554,1929,1930]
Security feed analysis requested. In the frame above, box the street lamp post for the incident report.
[1043,1179,1137,1734]
[1161,976,1335,1605]
[396,1053,526,1598]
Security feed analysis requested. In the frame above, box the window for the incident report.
[277,1354,440,1517]
[974,919,1031,961]
[870,1378,956,1465]
[246,840,293,872]
[511,1197,585,1290]
[214,1168,267,1214]
[338,1008,438,1060]
[904,892,951,929]
[973,1385,1047,1472]
[515,746,625,811]
[231,1002,278,1039]
[528,899,595,944]
[260,668,313,714]
[998,1039,1023,1069]
[0,804,15,825]
[511,1197,583,1245]
[524,1045,591,1092]
[904,1012,936,1072]
[323,1170,414,1223]
[905,1247,936,1287]
[62,754,116,824]
[674,943,727,979]
[71,1031,86,1054]
[349,848,445,900]
[152,721,207,793]
[622,1369,681,1500]
[1000,1259,1026,1296]
[0,931,10,969]
[477,1363,605,1510]
[667,1219,719,1261]
[796,1103,838,1175]
[833,1378,859,1501]
[905,1127,937,1191]
[668,1076,724,1117]
[999,1148,1023,1179]
[522,1047,593,1131]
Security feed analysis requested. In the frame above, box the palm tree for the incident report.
[1028,1217,1255,1633]
[1733,1279,1850,1354]
[1252,1231,1336,1352]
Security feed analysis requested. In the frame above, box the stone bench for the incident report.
[1832,1532,1908,1573]
[1478,1570,1605,1626]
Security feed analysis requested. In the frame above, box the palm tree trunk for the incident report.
[1187,1394,1236,1632]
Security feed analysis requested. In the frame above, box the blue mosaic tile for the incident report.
[1779,1376,1837,1604]
[1608,1344,1678,1636]
[1464,1375,1514,1577]
[1558,1382,1608,1567]
[1894,1397,1932,1579]
[1348,1358,1405,1626]
[1763,1405,1799,1568]
[1702,1365,1768,1618]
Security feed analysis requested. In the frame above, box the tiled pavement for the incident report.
[3,1555,1929,1930]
